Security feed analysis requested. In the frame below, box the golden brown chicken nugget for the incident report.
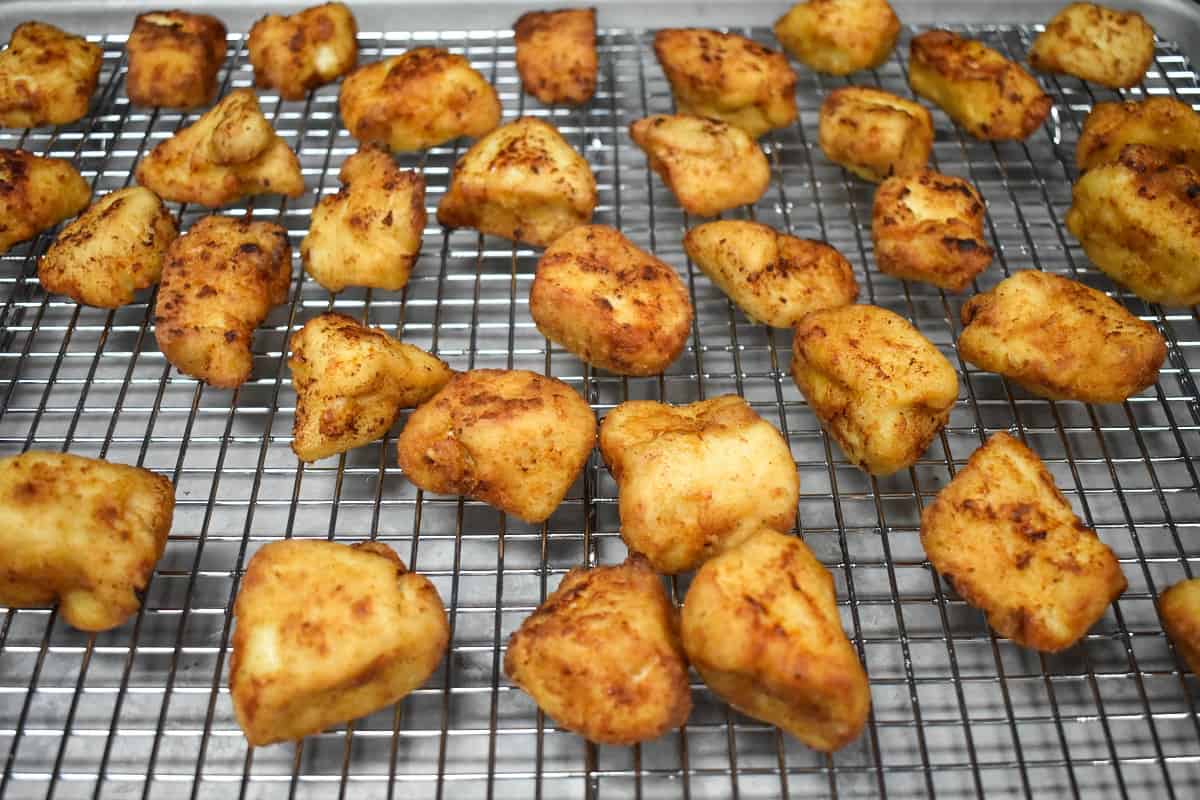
[126,11,227,109]
[0,148,90,254]
[0,22,101,128]
[248,2,357,101]
[1029,2,1154,90]
[818,86,933,183]
[0,451,174,631]
[505,556,691,744]
[1160,578,1200,675]
[920,432,1127,651]
[1076,97,1200,173]
[773,0,899,76]
[514,8,597,106]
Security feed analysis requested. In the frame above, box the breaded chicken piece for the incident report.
[599,395,799,574]
[126,11,227,109]
[505,556,691,744]
[682,529,870,752]
[154,215,291,388]
[39,187,178,308]
[530,225,693,375]
[773,0,900,76]
[135,88,304,207]
[629,114,770,217]
[0,148,90,254]
[1029,3,1154,90]
[683,220,857,327]
[396,369,596,523]
[792,305,958,475]
[872,169,993,292]
[1076,97,1200,172]
[654,28,797,139]
[230,539,448,746]
[818,87,933,183]
[1160,578,1200,675]
[248,2,358,101]
[1065,144,1200,306]
[909,30,1052,141]
[289,313,453,462]
[0,451,174,632]
[920,432,1127,651]
[437,117,596,247]
[514,8,597,106]
[301,145,425,293]
[959,271,1165,402]
[0,22,101,128]
[339,48,501,153]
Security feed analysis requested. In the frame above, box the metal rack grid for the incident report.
[0,19,1198,800]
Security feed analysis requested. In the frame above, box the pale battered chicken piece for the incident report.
[396,369,596,523]
[301,145,426,292]
[654,28,797,139]
[248,2,358,101]
[920,432,1127,651]
[1028,2,1154,90]
[39,187,178,308]
[1076,97,1200,172]
[681,528,870,752]
[339,48,501,152]
[289,313,453,462]
[959,270,1165,403]
[773,0,900,76]
[792,305,958,475]
[871,169,993,292]
[818,87,933,183]
[909,30,1052,141]
[629,114,770,217]
[514,8,597,106]
[0,22,101,128]
[1065,144,1200,306]
[0,451,174,632]
[599,396,799,574]
[126,11,227,109]
[504,556,691,745]
[530,225,693,375]
[1160,578,1200,675]
[135,88,304,207]
[154,215,291,388]
[683,220,858,327]
[437,117,597,247]
[0,148,90,254]
[230,539,448,747]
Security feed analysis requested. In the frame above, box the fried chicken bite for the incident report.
[1029,2,1154,90]
[1160,578,1200,675]
[629,114,770,217]
[437,117,596,247]
[248,2,358,101]
[505,556,691,745]
[920,432,1127,651]
[396,369,596,523]
[818,87,933,183]
[514,8,597,106]
[0,22,101,128]
[681,528,870,752]
[230,539,448,747]
[909,29,1052,141]
[154,215,291,388]
[792,304,958,475]
[0,148,90,254]
[126,11,227,109]
[0,451,174,632]
[599,395,799,574]
[773,0,900,76]
[1076,97,1200,172]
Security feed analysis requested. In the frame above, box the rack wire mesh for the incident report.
[0,18,1198,800]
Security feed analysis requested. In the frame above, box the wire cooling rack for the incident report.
[1,18,1199,800]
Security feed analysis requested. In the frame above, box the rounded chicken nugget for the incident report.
[513,8,597,106]
[1076,97,1200,173]
[818,87,933,183]
[773,0,900,76]
[0,148,90,254]
[248,2,358,101]
[1028,2,1154,90]
[1160,578,1200,675]
[126,11,227,109]
[0,22,101,128]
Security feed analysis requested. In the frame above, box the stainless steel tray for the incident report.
[2,2,1200,798]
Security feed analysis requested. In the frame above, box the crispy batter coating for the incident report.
[301,145,426,293]
[791,305,958,475]
[1065,144,1200,306]
[0,148,90,254]
[654,28,797,139]
[909,29,1052,141]
[682,529,870,752]
[154,215,291,388]
[437,117,596,247]
[629,114,770,217]
[126,11,227,109]
[1028,2,1154,90]
[0,451,174,631]
[599,396,799,574]
[514,8,597,106]
[248,2,358,101]
[920,432,1127,651]
[504,556,691,744]
[683,220,857,327]
[959,270,1165,403]
[773,0,899,76]
[339,48,500,152]
[230,539,448,746]
[871,169,993,292]
[0,22,101,128]
[1076,97,1200,173]
[1160,578,1200,675]
[818,86,933,183]
[396,369,596,523]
